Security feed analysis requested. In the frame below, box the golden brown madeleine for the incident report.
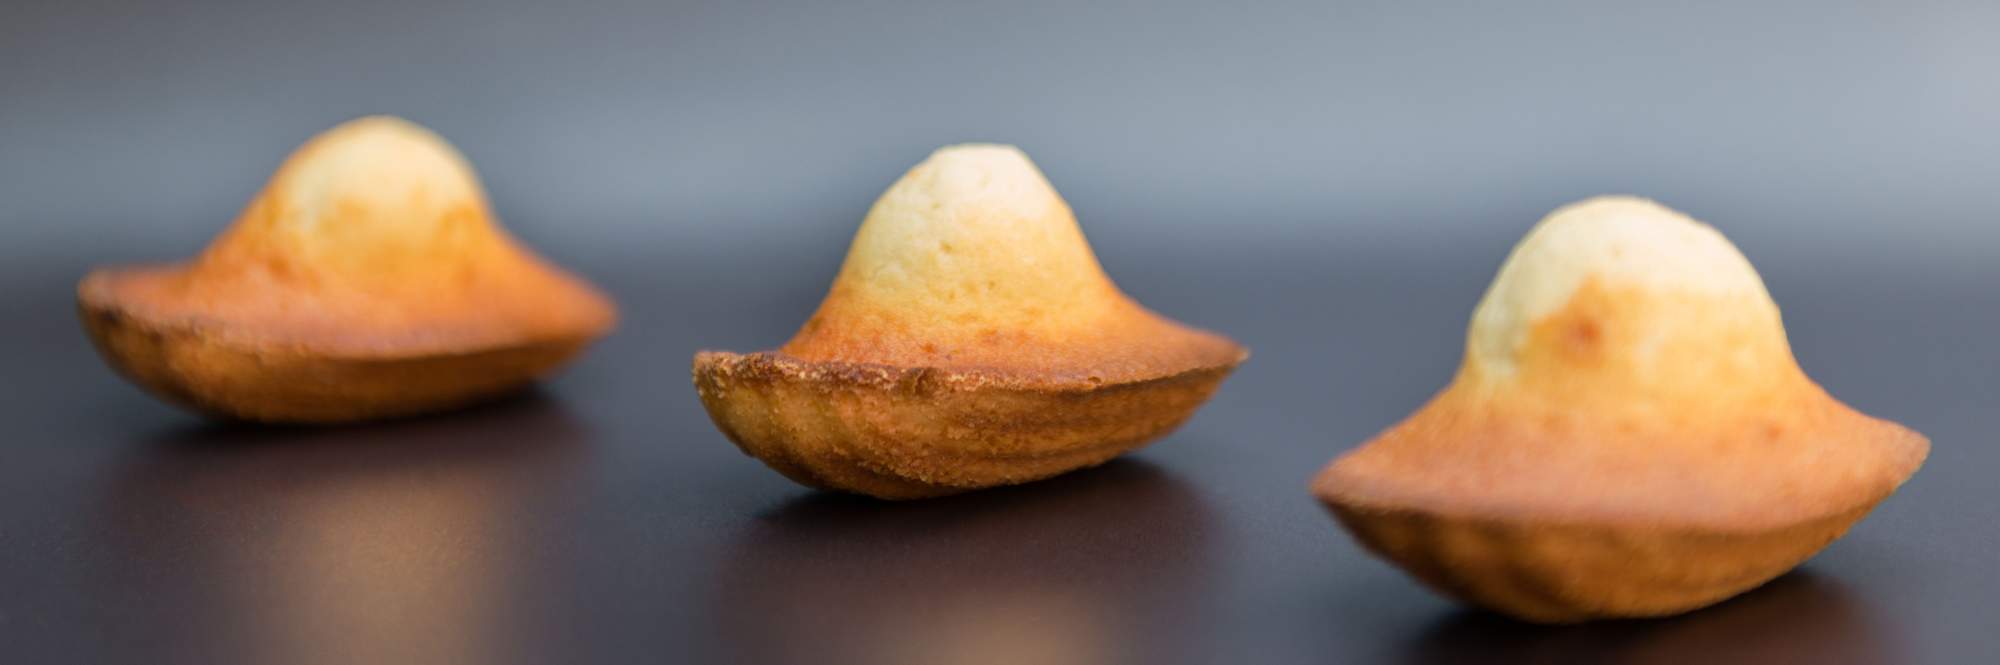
[79,117,616,423]
[694,145,1246,499]
[1314,196,1927,623]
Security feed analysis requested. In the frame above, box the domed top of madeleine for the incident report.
[1462,196,1796,404]
[778,144,1241,384]
[193,116,496,288]
[79,116,614,356]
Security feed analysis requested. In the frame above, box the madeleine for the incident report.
[1314,196,1926,622]
[694,145,1245,499]
[79,117,616,423]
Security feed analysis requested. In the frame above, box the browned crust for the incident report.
[1312,394,1928,531]
[1312,385,1925,622]
[77,260,616,359]
[692,350,1244,499]
[80,287,601,424]
[780,300,1252,388]
[1313,381,1925,622]
[1320,497,1878,623]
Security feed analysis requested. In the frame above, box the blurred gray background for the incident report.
[4,0,1995,272]
[3,2,1997,663]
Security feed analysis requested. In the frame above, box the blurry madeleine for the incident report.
[694,145,1246,499]
[1313,196,1926,622]
[79,117,616,423]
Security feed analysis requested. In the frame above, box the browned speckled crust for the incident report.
[694,144,1246,498]
[80,277,604,423]
[693,350,1243,499]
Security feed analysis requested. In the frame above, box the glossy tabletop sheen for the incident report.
[2,236,1994,665]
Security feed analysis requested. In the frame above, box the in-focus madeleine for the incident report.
[1313,196,1926,622]
[694,145,1245,499]
[79,117,616,423]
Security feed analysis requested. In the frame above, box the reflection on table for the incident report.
[709,459,1217,665]
[95,393,593,665]
[1401,570,1890,665]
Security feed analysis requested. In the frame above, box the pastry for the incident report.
[694,144,1246,499]
[1313,196,1927,622]
[79,116,616,423]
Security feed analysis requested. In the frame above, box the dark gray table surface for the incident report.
[1,231,1993,664]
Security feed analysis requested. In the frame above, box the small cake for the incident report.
[694,144,1246,499]
[1313,196,1927,622]
[79,116,616,423]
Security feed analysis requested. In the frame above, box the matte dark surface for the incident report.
[5,1,1999,663]
[2,240,1995,664]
